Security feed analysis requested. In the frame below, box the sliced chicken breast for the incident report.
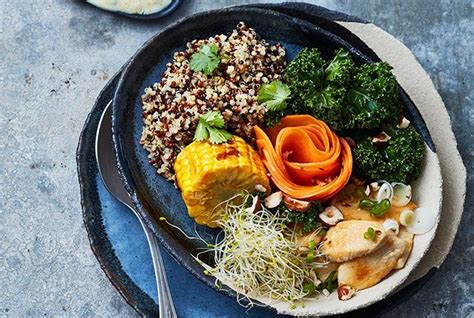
[322,220,387,262]
[395,227,414,269]
[337,232,407,290]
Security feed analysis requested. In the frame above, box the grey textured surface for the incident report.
[1,0,472,317]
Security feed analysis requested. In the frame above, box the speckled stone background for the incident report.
[1,0,472,317]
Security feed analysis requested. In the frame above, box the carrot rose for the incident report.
[255,115,353,201]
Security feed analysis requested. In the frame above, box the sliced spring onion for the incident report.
[376,181,394,202]
[316,270,338,293]
[406,207,436,234]
[371,199,391,217]
[363,227,376,241]
[360,197,390,217]
[392,183,412,207]
[306,240,316,263]
[400,209,415,226]
[359,198,375,210]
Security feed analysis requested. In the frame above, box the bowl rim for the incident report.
[111,6,442,316]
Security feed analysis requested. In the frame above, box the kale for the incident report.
[267,47,403,136]
[303,86,348,131]
[353,126,425,183]
[324,49,354,87]
[283,48,353,130]
[285,48,326,96]
[285,201,323,234]
[347,62,402,129]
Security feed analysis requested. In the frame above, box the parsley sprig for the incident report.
[194,111,232,144]
[189,44,221,75]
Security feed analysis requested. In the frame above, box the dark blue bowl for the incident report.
[111,6,434,302]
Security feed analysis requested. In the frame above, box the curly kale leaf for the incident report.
[283,48,353,130]
[325,48,355,87]
[347,62,402,129]
[276,49,401,132]
[285,201,324,234]
[303,86,348,130]
[285,48,326,94]
[354,126,425,183]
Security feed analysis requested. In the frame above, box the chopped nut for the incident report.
[337,284,356,301]
[255,184,267,193]
[397,116,411,129]
[245,195,261,214]
[319,206,344,226]
[264,191,283,209]
[372,131,391,145]
[283,195,311,212]
[365,185,371,196]
[370,182,380,192]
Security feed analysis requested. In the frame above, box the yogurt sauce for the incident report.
[87,0,172,15]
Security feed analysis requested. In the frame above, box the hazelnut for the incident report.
[397,116,411,129]
[337,284,356,301]
[283,195,311,212]
[245,195,262,214]
[319,206,344,226]
[372,131,391,145]
[264,191,283,209]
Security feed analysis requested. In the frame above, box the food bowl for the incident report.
[111,7,442,316]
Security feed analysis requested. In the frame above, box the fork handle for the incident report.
[139,216,177,318]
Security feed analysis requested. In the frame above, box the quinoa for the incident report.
[140,22,286,181]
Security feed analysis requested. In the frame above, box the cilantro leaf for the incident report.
[208,127,233,144]
[194,111,232,144]
[189,44,221,75]
[201,111,225,128]
[194,120,209,141]
[257,80,291,111]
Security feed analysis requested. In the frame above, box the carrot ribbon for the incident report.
[255,115,353,201]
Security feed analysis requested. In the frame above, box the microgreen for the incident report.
[305,240,316,263]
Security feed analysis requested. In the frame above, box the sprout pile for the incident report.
[195,193,327,308]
